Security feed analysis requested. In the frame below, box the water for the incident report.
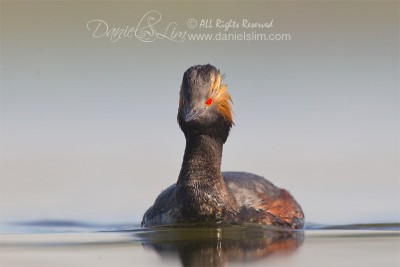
[1,221,399,267]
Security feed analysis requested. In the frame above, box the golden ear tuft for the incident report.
[209,72,233,124]
[209,72,221,92]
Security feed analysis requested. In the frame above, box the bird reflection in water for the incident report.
[136,225,304,266]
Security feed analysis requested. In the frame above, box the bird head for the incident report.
[178,64,233,142]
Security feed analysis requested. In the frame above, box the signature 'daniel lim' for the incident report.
[87,10,187,43]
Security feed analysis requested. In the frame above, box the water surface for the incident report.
[1,221,399,267]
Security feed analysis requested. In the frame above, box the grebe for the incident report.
[142,64,304,229]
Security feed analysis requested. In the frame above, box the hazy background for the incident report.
[1,1,398,227]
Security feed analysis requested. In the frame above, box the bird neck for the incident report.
[177,134,225,188]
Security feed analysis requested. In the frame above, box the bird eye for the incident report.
[205,98,213,106]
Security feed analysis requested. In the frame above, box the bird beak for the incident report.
[185,106,205,122]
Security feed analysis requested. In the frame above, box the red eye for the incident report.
[205,98,213,106]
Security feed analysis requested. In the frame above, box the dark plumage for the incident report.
[141,64,304,229]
